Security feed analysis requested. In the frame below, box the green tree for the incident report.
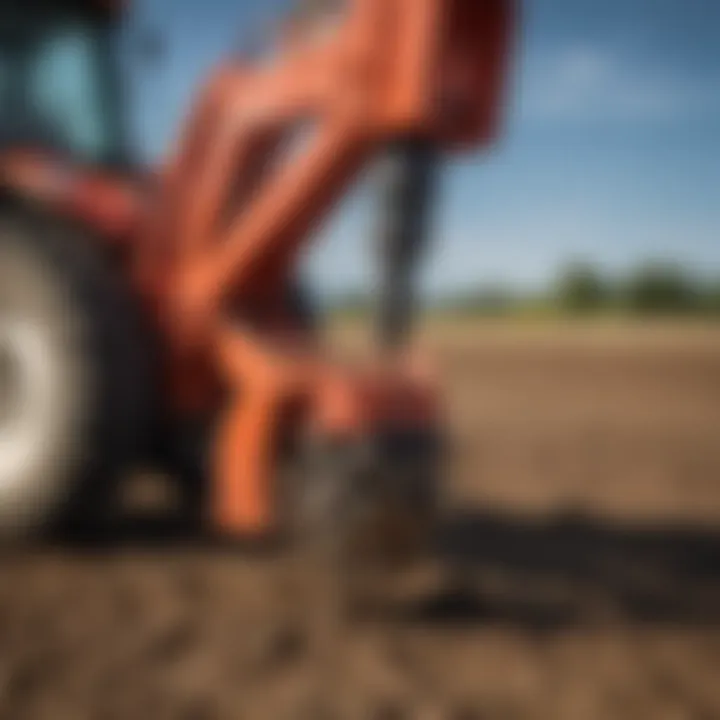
[556,262,608,314]
[623,263,700,315]
[702,281,720,316]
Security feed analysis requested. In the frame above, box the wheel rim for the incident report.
[0,317,57,490]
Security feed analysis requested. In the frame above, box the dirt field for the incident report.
[2,321,720,720]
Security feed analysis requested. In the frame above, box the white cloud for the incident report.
[521,44,720,123]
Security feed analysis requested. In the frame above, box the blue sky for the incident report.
[127,0,720,294]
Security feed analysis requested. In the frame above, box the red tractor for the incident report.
[0,0,513,575]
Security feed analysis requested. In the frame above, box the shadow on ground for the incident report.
[38,505,720,632]
[407,510,720,630]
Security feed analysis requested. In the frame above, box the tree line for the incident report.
[540,261,719,317]
[330,262,720,318]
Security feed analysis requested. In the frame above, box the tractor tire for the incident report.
[0,209,152,540]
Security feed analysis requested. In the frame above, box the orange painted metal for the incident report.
[0,0,514,537]
[0,150,143,238]
[211,322,440,534]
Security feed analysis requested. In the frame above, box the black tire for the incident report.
[0,208,152,539]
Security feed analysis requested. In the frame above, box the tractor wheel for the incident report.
[0,209,151,539]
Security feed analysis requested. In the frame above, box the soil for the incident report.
[2,321,720,720]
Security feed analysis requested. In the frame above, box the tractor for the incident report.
[0,0,513,579]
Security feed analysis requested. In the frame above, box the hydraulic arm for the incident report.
[374,138,439,351]
[138,0,515,536]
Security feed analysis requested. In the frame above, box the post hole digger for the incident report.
[0,0,514,593]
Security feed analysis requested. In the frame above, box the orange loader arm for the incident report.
[136,0,515,535]
[143,0,514,342]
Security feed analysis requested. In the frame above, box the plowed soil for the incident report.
[2,321,720,720]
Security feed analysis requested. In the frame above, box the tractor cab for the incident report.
[0,0,128,167]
